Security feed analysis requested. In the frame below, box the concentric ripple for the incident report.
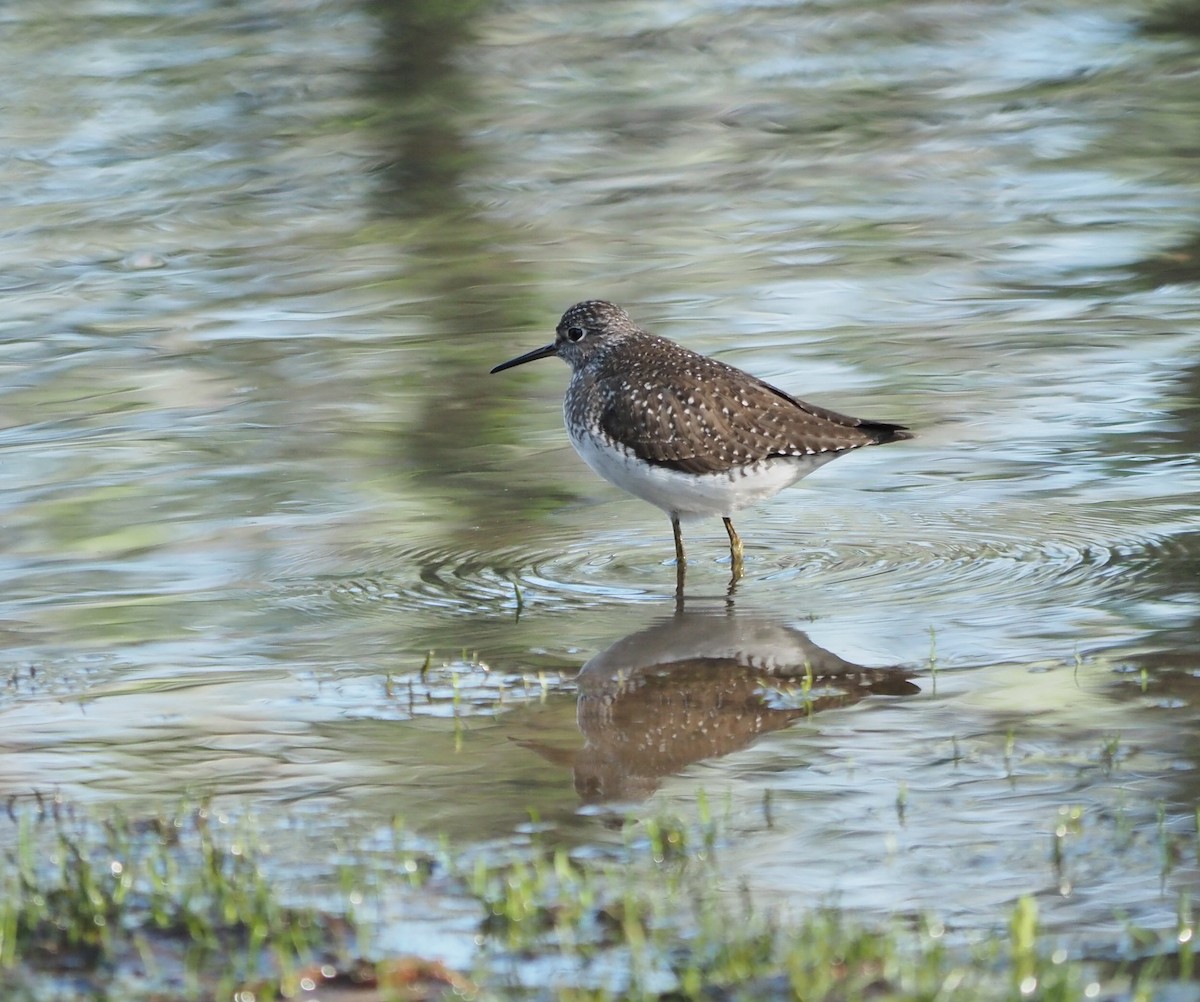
[755,499,1196,606]
[274,498,1198,626]
[276,541,672,622]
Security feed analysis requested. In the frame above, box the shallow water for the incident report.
[1,0,1199,972]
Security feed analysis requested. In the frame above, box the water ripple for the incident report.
[278,501,1194,620]
[762,502,1188,600]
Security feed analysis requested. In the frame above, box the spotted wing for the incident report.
[595,351,898,477]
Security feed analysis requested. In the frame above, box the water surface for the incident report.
[1,0,1199,972]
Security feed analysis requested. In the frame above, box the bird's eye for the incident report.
[566,325,585,342]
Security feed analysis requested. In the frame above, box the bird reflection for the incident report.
[518,610,919,804]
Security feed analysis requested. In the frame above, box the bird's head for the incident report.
[490,300,637,374]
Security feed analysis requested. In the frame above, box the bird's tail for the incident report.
[858,420,914,444]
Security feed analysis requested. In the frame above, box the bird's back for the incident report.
[566,331,910,477]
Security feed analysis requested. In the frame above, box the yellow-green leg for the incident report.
[723,517,744,580]
[671,515,686,569]
[672,515,688,597]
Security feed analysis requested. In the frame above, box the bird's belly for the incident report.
[570,430,837,519]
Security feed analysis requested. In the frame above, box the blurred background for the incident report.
[1,0,1198,957]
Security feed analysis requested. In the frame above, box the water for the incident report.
[1,0,1199,970]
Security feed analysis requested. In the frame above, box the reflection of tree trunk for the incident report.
[364,0,488,217]
[1141,1,1200,36]
[519,611,918,804]
[361,0,549,518]
[1105,240,1200,732]
[1093,240,1200,713]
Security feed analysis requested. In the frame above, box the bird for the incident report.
[490,300,911,583]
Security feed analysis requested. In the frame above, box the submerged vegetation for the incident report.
[0,795,1194,1001]
[0,799,339,1000]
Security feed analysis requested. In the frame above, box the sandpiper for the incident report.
[490,300,911,581]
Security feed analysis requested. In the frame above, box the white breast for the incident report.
[568,426,840,520]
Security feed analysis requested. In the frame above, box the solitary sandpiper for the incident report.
[491,301,912,582]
